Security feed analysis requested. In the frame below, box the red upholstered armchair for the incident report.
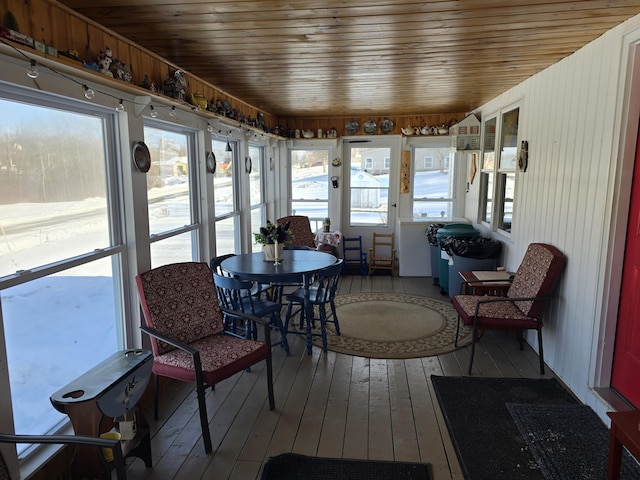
[276,215,316,249]
[452,243,566,375]
[136,262,275,454]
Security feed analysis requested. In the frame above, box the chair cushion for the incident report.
[452,295,542,330]
[152,333,269,385]
[508,243,566,317]
[137,262,224,355]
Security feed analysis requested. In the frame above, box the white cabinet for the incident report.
[396,217,470,277]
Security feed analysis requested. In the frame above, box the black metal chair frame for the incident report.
[140,306,274,455]
[0,432,127,479]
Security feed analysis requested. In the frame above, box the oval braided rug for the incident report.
[312,293,473,359]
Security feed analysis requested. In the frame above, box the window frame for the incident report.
[248,143,266,253]
[0,85,128,462]
[143,121,202,266]
[212,135,241,255]
[410,138,457,220]
[478,104,520,235]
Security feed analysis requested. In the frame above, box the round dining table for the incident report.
[220,249,337,283]
[221,249,338,353]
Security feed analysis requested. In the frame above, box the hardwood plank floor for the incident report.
[124,275,555,480]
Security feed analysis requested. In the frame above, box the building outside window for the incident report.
[424,156,434,169]
[364,157,373,170]
[0,93,125,455]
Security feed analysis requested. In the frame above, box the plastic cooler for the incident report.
[436,224,480,293]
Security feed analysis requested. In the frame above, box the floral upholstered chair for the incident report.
[452,243,566,375]
[276,215,316,249]
[136,262,275,454]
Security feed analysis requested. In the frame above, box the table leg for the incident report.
[608,424,623,480]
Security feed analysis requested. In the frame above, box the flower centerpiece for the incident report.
[254,220,292,261]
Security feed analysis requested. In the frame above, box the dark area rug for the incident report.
[431,375,578,480]
[507,403,640,480]
[261,453,432,480]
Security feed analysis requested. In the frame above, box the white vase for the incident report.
[263,243,283,262]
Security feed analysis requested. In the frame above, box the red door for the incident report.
[612,127,640,407]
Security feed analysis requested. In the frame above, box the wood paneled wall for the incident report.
[278,113,466,137]
[1,0,466,136]
[2,0,277,127]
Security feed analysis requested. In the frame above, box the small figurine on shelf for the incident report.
[97,48,113,77]
[163,70,186,101]
[111,58,132,82]
[139,74,152,90]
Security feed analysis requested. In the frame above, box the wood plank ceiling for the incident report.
[57,0,640,119]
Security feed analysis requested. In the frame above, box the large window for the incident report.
[290,148,329,228]
[480,117,497,225]
[0,94,123,453]
[212,136,239,254]
[144,124,200,266]
[496,108,519,233]
[412,143,456,219]
[479,107,519,233]
[248,144,265,252]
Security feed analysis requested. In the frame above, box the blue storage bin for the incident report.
[436,224,480,293]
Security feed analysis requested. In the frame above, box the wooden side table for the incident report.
[50,349,153,479]
[607,410,640,479]
[459,270,512,296]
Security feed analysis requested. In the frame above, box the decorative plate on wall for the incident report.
[363,120,377,134]
[132,141,151,173]
[380,118,394,134]
[345,120,359,135]
[206,151,216,173]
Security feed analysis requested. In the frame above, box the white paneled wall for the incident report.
[466,13,640,416]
